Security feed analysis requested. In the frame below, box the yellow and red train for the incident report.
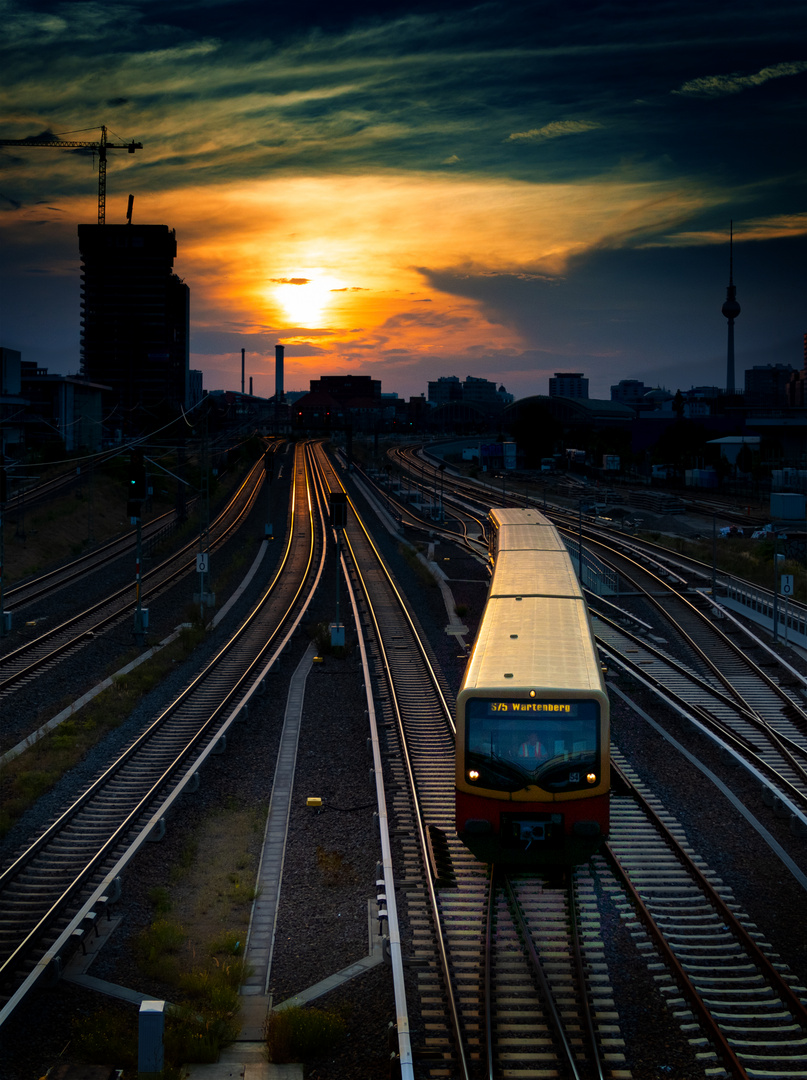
[455,508,610,865]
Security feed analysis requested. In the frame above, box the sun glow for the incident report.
[272,271,347,326]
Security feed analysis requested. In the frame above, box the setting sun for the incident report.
[272,271,348,327]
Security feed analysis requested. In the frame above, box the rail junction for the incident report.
[0,437,806,1080]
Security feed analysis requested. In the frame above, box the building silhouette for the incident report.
[78,224,189,426]
[427,375,512,420]
[610,379,649,406]
[549,372,588,398]
[744,364,794,407]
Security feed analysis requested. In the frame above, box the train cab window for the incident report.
[466,698,599,791]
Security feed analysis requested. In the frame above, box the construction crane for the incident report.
[0,125,143,225]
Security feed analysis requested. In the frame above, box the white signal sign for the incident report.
[196,553,209,574]
[781,574,794,596]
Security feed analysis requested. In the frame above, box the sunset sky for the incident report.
[1,0,805,402]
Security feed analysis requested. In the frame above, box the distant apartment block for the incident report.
[744,363,795,407]
[188,369,204,409]
[428,376,463,405]
[549,372,588,398]
[21,362,108,452]
[1,348,107,454]
[787,335,807,407]
[308,375,382,404]
[1,347,27,452]
[611,379,649,405]
[78,224,190,420]
[428,374,512,412]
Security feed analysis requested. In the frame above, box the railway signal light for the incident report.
[127,450,147,518]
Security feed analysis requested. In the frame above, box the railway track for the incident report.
[355,448,807,1077]
[322,446,626,1078]
[0,443,325,1024]
[0,454,267,719]
[606,751,807,1078]
[391,444,807,642]
[575,538,807,818]
[3,504,183,614]
[5,438,806,1075]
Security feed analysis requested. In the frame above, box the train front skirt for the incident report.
[456,791,609,866]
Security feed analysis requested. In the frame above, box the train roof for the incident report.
[494,524,566,552]
[489,507,553,529]
[461,595,605,696]
[490,549,583,599]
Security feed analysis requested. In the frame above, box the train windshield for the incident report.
[466,698,599,790]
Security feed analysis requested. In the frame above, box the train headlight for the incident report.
[586,772,597,785]
[468,769,480,782]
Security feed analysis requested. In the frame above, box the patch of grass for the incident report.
[265,1005,347,1063]
[645,531,806,602]
[179,957,245,1011]
[70,1005,141,1075]
[166,1004,240,1066]
[136,919,186,981]
[149,885,173,914]
[399,542,438,587]
[119,803,265,1066]
[208,930,244,956]
[0,627,210,837]
[66,803,264,1071]
[70,1000,234,1075]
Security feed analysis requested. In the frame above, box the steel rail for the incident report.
[350,454,489,558]
[0,454,266,695]
[574,531,807,732]
[590,608,807,802]
[567,873,606,1080]
[483,867,496,1080]
[330,502,415,1080]
[397,446,807,631]
[4,505,182,610]
[503,874,586,1080]
[602,844,748,1080]
[313,445,470,1078]
[339,534,469,1077]
[0,446,323,1000]
[609,761,807,1027]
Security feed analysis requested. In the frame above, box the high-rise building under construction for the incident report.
[78,224,189,423]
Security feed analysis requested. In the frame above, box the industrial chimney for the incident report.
[275,344,285,401]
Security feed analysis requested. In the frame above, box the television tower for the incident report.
[721,221,741,393]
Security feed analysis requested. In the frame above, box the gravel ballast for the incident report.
[2,474,807,1080]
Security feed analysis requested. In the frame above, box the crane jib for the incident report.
[0,126,143,225]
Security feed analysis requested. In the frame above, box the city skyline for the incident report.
[1,0,805,402]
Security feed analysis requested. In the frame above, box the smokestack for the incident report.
[249,376,253,396]
[241,348,245,395]
[275,344,285,401]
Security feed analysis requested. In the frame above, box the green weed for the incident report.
[265,1005,347,1063]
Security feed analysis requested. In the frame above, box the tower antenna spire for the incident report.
[721,220,741,394]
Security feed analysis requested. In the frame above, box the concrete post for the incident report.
[138,999,165,1077]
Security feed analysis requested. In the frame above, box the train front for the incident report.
[456,686,609,865]
[454,529,610,865]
